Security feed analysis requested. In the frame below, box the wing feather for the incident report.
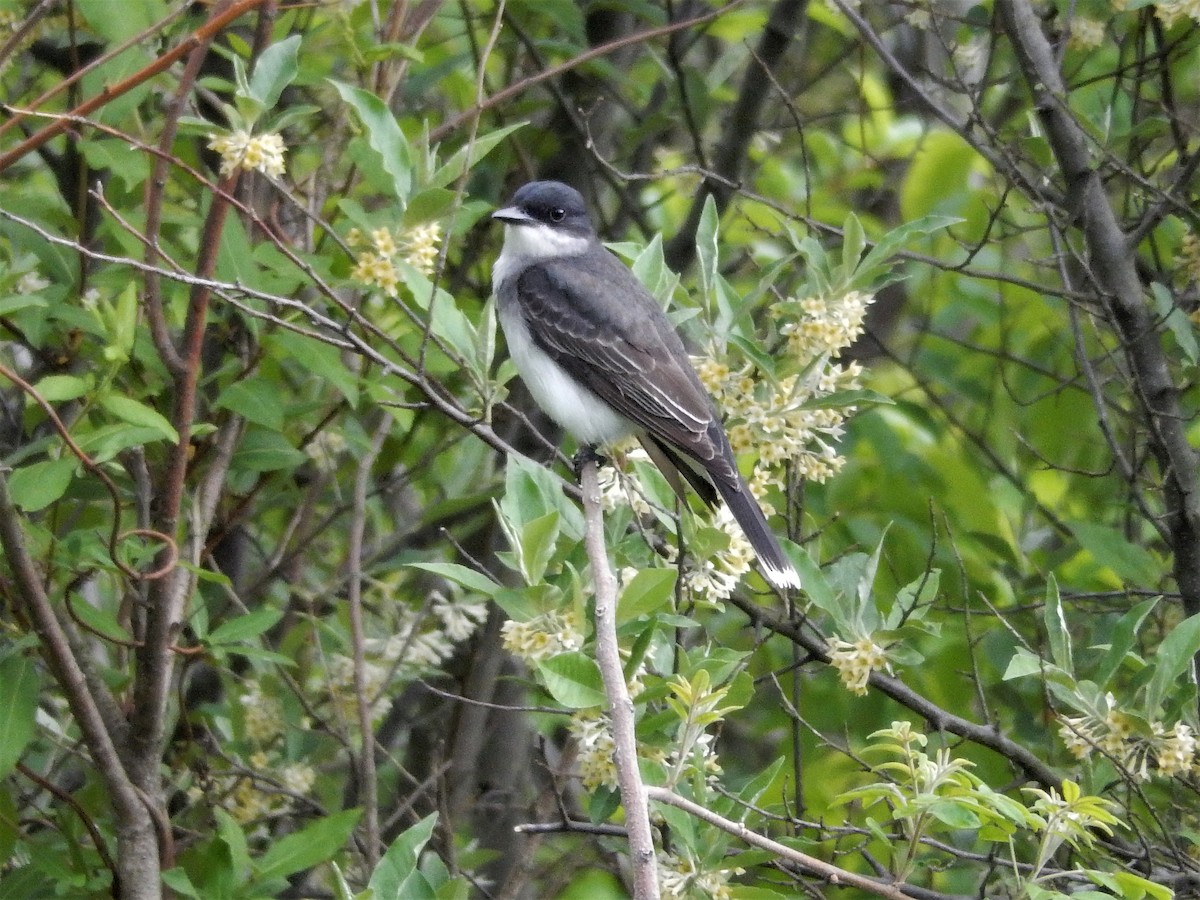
[514,252,738,483]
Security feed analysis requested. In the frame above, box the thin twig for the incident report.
[645,786,910,899]
[348,414,392,869]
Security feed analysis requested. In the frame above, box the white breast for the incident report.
[497,300,634,446]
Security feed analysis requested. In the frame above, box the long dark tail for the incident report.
[711,475,801,592]
[644,435,800,592]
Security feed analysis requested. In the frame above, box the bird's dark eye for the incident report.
[549,207,566,223]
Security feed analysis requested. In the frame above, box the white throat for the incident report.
[492,221,591,286]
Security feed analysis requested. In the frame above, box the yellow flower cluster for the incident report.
[400,222,443,275]
[186,745,317,825]
[304,429,347,472]
[1058,694,1197,781]
[207,130,286,178]
[568,711,619,791]
[348,222,443,297]
[826,634,889,696]
[696,290,872,485]
[597,445,655,516]
[1067,18,1107,50]
[780,290,872,362]
[677,504,756,603]
[241,680,285,745]
[349,227,401,297]
[500,609,583,665]
[659,850,743,900]
[1178,233,1200,308]
[1155,0,1200,27]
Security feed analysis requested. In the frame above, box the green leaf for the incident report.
[1144,611,1200,715]
[407,562,501,598]
[853,214,960,290]
[214,807,252,883]
[925,798,981,829]
[0,655,38,779]
[32,374,90,402]
[519,512,560,585]
[248,35,301,111]
[696,193,720,307]
[618,568,677,622]
[100,394,180,444]
[368,813,439,900]
[215,379,285,430]
[1069,520,1161,586]
[537,652,606,709]
[69,595,133,645]
[330,80,413,203]
[74,424,165,463]
[265,330,360,407]
[1092,870,1173,900]
[101,283,138,363]
[160,869,203,899]
[231,427,308,473]
[207,607,284,646]
[840,212,866,282]
[1043,575,1072,673]
[430,123,526,189]
[254,808,361,883]
[6,458,77,511]
[1093,597,1157,688]
[1151,281,1199,365]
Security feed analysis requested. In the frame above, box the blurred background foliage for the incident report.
[0,0,1199,897]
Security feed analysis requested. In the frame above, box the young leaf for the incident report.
[1092,597,1157,689]
[330,80,413,203]
[839,212,866,284]
[618,568,678,623]
[406,562,501,598]
[368,813,439,900]
[430,122,526,188]
[254,808,362,883]
[538,652,606,709]
[696,193,720,307]
[0,655,38,779]
[1043,575,1073,674]
[100,394,180,444]
[248,35,301,111]
[206,607,284,646]
[6,458,77,512]
[1144,611,1200,715]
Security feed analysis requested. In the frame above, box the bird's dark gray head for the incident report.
[492,181,594,238]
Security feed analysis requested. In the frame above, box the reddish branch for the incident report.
[0,0,267,173]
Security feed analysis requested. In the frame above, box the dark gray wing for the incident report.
[514,249,739,489]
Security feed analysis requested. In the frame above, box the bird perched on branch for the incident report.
[491,180,799,592]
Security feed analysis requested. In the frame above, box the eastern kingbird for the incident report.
[492,180,800,592]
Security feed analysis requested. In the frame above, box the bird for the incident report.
[491,180,800,592]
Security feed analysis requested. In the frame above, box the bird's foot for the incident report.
[572,444,607,478]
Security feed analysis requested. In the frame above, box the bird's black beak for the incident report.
[492,205,533,225]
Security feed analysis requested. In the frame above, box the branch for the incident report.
[996,0,1200,617]
[725,591,1061,789]
[348,415,392,869]
[663,0,808,271]
[645,786,910,899]
[428,0,747,144]
[0,473,156,888]
[579,455,659,899]
[0,0,268,173]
